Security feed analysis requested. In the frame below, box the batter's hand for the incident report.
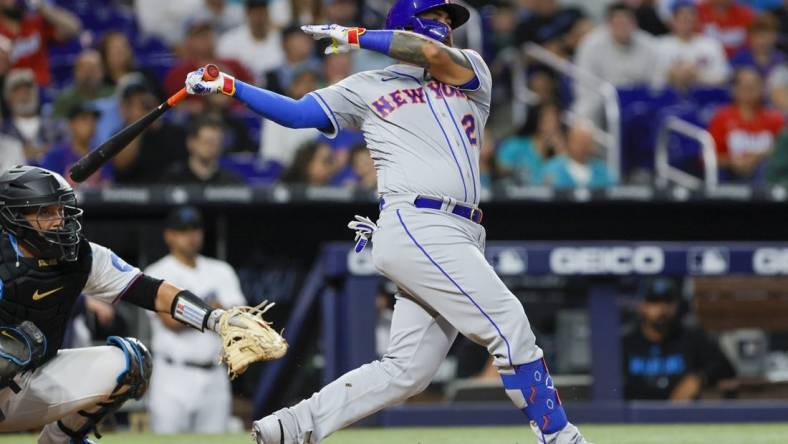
[348,215,377,253]
[301,24,365,55]
[185,67,236,96]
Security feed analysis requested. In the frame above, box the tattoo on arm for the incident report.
[389,31,472,69]
[389,31,431,66]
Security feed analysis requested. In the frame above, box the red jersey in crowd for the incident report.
[697,1,756,58]
[0,13,55,86]
[708,105,785,159]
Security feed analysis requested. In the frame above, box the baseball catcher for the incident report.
[0,166,286,443]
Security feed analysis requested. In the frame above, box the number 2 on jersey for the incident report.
[461,114,477,146]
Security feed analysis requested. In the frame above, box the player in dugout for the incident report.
[0,165,269,443]
[184,0,591,443]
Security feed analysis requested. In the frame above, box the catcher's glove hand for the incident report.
[214,301,288,379]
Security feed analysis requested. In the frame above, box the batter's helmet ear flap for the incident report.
[408,17,451,42]
[386,0,471,42]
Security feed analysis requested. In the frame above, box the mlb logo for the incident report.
[688,248,729,275]
[491,248,526,275]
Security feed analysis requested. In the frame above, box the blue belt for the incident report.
[380,196,483,224]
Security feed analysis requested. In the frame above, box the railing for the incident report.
[493,47,538,129]
[523,43,622,182]
[655,116,718,191]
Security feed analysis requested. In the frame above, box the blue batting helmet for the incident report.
[385,0,471,42]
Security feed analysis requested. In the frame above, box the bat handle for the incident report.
[166,64,222,107]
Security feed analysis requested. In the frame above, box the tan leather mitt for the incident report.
[218,301,288,379]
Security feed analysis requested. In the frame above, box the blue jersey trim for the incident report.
[396,209,513,366]
[309,91,340,139]
[441,94,478,204]
[458,51,483,92]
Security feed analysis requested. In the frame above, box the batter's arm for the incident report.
[387,31,476,86]
[300,25,476,86]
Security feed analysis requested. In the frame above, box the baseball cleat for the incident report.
[531,421,593,444]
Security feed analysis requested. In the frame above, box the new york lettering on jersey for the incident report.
[310,59,489,206]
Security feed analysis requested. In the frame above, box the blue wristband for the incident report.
[359,30,393,55]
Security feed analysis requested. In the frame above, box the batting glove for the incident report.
[347,215,377,253]
[301,24,366,55]
[185,67,236,96]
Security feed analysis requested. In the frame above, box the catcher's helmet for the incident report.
[0,166,83,261]
[386,0,470,43]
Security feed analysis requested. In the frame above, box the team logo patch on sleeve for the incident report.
[111,252,134,272]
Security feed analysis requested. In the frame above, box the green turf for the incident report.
[1,423,786,443]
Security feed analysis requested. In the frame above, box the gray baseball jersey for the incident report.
[255,50,584,444]
[309,49,491,206]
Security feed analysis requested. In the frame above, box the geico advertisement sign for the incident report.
[753,248,788,275]
[550,247,664,274]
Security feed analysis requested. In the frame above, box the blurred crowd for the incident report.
[0,0,785,189]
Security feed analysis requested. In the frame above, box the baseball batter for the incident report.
[186,1,590,443]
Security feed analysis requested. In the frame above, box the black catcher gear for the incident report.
[0,166,83,262]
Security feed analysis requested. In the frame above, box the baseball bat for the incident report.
[69,64,220,183]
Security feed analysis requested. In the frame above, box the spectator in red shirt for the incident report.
[697,0,756,57]
[708,68,785,181]
[163,13,253,97]
[0,0,81,87]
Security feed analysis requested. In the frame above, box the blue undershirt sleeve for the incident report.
[234,80,333,132]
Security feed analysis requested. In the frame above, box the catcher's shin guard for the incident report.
[58,337,152,441]
[501,358,568,435]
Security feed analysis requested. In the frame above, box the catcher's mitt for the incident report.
[217,301,288,379]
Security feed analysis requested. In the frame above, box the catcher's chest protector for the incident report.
[0,235,92,364]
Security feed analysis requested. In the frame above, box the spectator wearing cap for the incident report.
[731,13,785,79]
[621,278,735,400]
[653,0,730,90]
[573,2,660,121]
[39,102,109,187]
[708,68,784,182]
[112,80,188,184]
[217,0,285,81]
[145,206,246,434]
[697,0,756,58]
[0,0,81,87]
[542,120,614,188]
[163,13,253,97]
[52,49,114,119]
[514,0,592,57]
[1,67,50,162]
[163,116,244,185]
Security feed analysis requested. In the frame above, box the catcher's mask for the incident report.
[0,166,83,262]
